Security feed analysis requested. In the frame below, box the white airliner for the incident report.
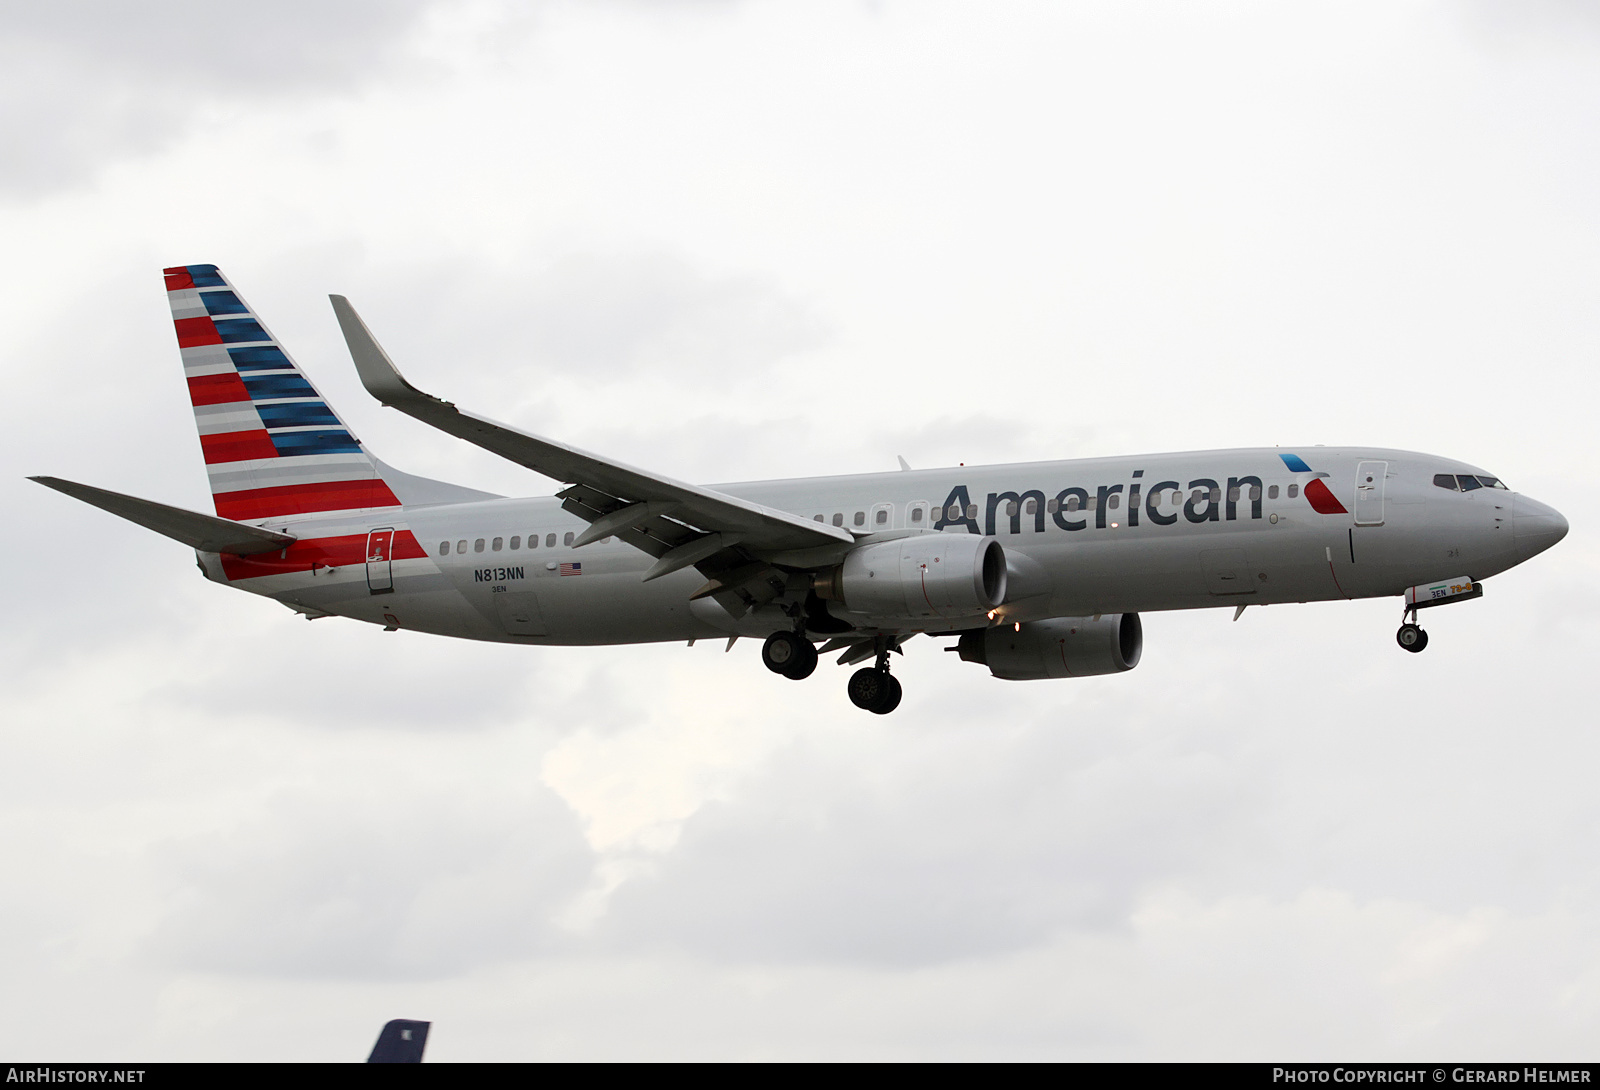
[32,265,1569,713]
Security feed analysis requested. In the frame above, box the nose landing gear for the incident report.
[1396,621,1429,653]
[1395,600,1431,653]
[1395,578,1483,654]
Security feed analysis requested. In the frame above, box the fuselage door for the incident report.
[1354,461,1387,526]
[366,527,395,594]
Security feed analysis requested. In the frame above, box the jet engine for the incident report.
[815,534,1007,621]
[957,614,1142,680]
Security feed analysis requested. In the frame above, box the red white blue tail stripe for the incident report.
[164,264,401,522]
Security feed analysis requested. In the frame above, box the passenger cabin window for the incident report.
[563,532,575,546]
[1287,484,1299,498]
[474,538,485,553]
[546,533,557,547]
[832,512,844,527]
[854,511,865,527]
[492,537,503,551]
[966,504,978,519]
[1047,498,1059,513]
[528,534,538,549]
[1025,498,1038,515]
[457,539,468,554]
[1108,494,1120,509]
[814,514,824,522]
[1065,496,1080,512]
[510,536,521,550]
[1249,485,1262,501]
[1228,487,1240,502]
[910,506,924,523]
[875,508,888,526]
[439,541,450,556]
[1433,474,1458,490]
[1005,501,1018,517]
[1268,485,1279,499]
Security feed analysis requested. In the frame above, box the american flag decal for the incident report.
[559,562,582,576]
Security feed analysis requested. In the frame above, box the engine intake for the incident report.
[957,614,1142,680]
[816,535,1006,621]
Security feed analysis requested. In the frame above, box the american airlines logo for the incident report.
[933,454,1346,536]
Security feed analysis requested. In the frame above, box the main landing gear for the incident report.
[761,630,902,713]
[761,630,818,679]
[847,643,902,715]
[847,665,902,715]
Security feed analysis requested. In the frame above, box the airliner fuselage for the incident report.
[203,447,1562,645]
[32,265,1569,714]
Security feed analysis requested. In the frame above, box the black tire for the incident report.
[782,638,818,680]
[762,631,805,675]
[848,667,889,710]
[872,673,903,715]
[1396,623,1428,653]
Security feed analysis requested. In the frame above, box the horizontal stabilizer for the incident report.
[29,476,296,555]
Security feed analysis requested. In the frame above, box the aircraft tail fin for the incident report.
[367,1019,430,1063]
[164,265,495,523]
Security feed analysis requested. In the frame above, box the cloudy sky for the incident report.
[2,0,1597,1061]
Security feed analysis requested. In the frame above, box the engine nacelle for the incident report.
[957,614,1142,680]
[816,534,1007,621]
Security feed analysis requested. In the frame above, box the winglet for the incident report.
[329,295,447,410]
[897,455,912,472]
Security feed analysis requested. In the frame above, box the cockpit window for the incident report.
[1457,474,1482,492]
[1477,475,1508,490]
[1433,474,1458,490]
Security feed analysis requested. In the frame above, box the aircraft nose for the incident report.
[1512,493,1568,559]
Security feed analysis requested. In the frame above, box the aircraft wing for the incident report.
[332,295,851,598]
[29,476,296,555]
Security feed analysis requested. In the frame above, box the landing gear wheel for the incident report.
[1396,623,1429,653]
[763,631,815,678]
[847,668,901,714]
[876,673,902,714]
[784,638,818,680]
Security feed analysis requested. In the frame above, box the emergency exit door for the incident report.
[366,528,395,594]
